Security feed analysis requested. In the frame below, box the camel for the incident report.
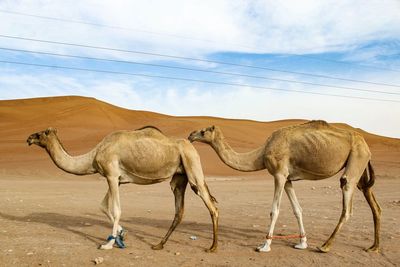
[27,126,218,252]
[188,120,381,253]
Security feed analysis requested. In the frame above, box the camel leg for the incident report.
[191,182,218,252]
[152,174,188,250]
[318,145,372,253]
[100,190,124,237]
[257,173,287,252]
[99,176,122,250]
[356,167,381,252]
[360,187,381,252]
[179,140,219,252]
[100,190,126,240]
[284,181,307,249]
[318,175,358,253]
[349,195,354,217]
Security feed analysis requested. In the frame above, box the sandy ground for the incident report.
[0,175,398,267]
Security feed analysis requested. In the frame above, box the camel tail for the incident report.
[358,161,376,190]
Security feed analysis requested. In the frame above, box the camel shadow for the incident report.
[0,211,267,249]
[125,215,263,239]
[0,211,111,246]
[89,213,270,249]
[0,211,182,248]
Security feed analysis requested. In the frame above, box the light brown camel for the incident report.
[188,120,381,253]
[27,126,218,252]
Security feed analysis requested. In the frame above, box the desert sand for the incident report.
[0,96,399,266]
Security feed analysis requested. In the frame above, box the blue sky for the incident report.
[0,0,400,137]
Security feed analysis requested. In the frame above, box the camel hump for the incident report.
[304,120,329,128]
[136,125,163,133]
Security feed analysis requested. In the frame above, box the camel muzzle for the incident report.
[27,136,36,146]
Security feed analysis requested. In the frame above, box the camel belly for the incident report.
[119,172,170,185]
[288,166,343,181]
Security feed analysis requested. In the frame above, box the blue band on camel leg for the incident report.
[115,236,126,249]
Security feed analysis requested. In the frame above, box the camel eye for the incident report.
[200,130,205,135]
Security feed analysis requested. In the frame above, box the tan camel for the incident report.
[27,126,218,252]
[188,120,381,253]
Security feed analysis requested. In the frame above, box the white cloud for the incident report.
[0,0,399,56]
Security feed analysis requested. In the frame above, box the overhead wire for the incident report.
[1,34,399,89]
[1,59,399,103]
[0,8,220,45]
[1,8,399,73]
[1,46,399,96]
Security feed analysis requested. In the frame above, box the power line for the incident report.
[1,46,399,96]
[0,9,213,43]
[1,59,399,103]
[1,8,399,73]
[0,9,140,31]
[0,9,254,50]
[1,34,399,89]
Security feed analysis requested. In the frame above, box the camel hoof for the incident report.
[294,237,307,250]
[205,247,217,253]
[365,246,380,253]
[151,243,164,250]
[256,247,271,252]
[99,244,113,250]
[256,242,271,252]
[317,246,330,253]
[294,242,308,250]
[294,244,308,250]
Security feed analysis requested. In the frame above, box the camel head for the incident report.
[188,126,217,143]
[27,127,57,148]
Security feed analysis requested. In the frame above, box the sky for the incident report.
[0,0,400,138]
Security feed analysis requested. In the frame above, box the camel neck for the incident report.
[210,131,265,172]
[45,135,97,175]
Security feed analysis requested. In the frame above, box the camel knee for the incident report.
[270,210,279,219]
[176,213,184,223]
[376,205,382,216]
[112,206,121,220]
[115,209,121,218]
[174,209,185,223]
[204,204,218,224]
[341,209,351,222]
[213,207,219,218]
[208,205,218,217]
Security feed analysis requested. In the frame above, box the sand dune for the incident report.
[0,95,399,178]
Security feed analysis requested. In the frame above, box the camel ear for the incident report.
[45,127,57,135]
[211,125,215,131]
